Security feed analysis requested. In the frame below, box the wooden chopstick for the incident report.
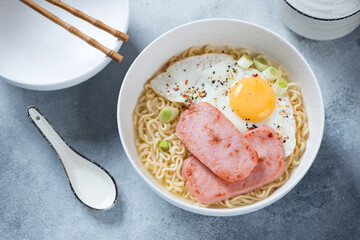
[20,0,123,63]
[45,0,129,42]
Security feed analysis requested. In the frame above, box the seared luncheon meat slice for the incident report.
[176,102,258,183]
[182,126,285,204]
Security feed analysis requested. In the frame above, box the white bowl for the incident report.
[274,0,360,40]
[0,0,129,91]
[117,19,324,216]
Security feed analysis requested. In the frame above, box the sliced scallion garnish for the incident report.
[159,106,179,123]
[263,66,280,81]
[159,140,169,152]
[272,78,288,96]
[237,55,253,69]
[253,58,268,71]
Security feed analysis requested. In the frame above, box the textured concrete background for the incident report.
[0,0,359,239]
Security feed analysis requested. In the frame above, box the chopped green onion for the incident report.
[237,55,253,69]
[159,140,169,152]
[262,66,280,81]
[272,78,288,96]
[159,106,179,123]
[253,58,268,71]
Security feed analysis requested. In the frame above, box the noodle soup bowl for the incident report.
[117,19,324,216]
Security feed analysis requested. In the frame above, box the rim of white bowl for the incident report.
[285,0,360,21]
[117,18,325,216]
[0,0,129,91]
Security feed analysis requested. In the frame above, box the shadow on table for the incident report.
[85,185,126,225]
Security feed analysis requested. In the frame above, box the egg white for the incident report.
[151,54,296,157]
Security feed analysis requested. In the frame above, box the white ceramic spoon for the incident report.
[27,107,117,210]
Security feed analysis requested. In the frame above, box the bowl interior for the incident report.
[117,19,324,216]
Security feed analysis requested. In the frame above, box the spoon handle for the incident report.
[27,107,74,165]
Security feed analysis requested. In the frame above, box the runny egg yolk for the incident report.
[229,77,276,122]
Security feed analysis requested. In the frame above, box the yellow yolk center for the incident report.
[229,77,276,122]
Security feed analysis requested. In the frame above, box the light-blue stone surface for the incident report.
[0,1,359,239]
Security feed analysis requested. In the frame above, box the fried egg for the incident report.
[151,54,296,156]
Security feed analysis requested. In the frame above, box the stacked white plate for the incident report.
[0,0,129,90]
